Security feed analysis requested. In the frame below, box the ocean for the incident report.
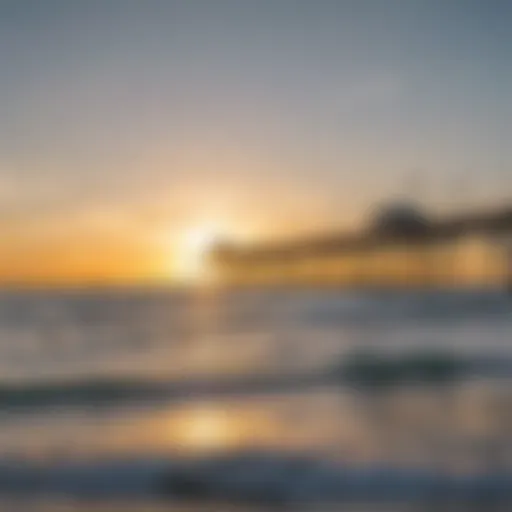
[0,288,511,510]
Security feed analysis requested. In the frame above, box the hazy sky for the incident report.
[1,0,511,283]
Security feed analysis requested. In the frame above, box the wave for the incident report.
[0,350,511,409]
[0,378,171,409]
[0,371,328,409]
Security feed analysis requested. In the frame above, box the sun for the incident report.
[173,223,222,284]
[183,225,219,256]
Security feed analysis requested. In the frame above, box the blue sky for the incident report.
[1,0,511,280]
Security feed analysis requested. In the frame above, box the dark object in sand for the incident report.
[159,452,318,506]
[163,471,215,500]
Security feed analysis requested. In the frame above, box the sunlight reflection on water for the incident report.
[0,290,510,509]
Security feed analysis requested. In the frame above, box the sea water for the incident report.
[0,288,511,510]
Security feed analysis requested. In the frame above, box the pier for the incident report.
[212,204,512,289]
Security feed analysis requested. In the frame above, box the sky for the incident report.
[1,0,511,284]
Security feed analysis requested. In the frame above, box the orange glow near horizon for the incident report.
[0,201,339,287]
[0,215,255,287]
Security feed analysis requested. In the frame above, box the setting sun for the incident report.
[173,224,222,284]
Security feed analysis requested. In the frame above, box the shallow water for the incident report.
[0,288,511,510]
